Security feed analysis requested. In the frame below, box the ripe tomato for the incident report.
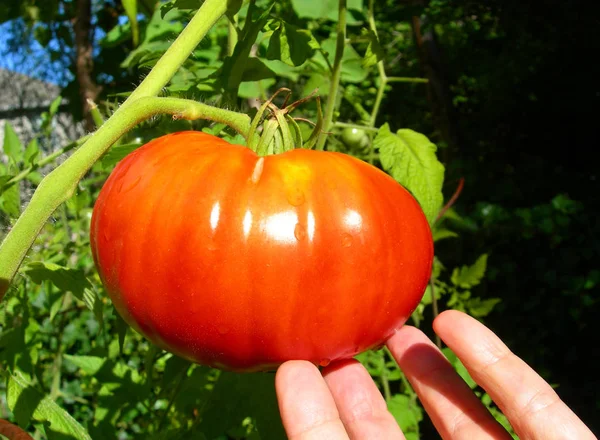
[91,131,433,372]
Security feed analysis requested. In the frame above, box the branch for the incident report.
[316,0,347,150]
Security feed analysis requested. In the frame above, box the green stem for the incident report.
[368,0,386,128]
[387,76,429,84]
[158,368,188,431]
[2,136,90,190]
[333,122,378,132]
[0,97,250,299]
[316,0,347,150]
[126,0,229,101]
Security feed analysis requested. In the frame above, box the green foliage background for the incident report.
[0,0,598,438]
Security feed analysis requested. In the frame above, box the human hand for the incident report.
[275,310,597,439]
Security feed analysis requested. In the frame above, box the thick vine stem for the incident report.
[0,97,250,299]
[126,0,229,101]
[316,0,347,150]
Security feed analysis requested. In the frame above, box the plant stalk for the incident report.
[316,0,347,150]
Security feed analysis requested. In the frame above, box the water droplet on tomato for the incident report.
[218,325,230,335]
[286,187,305,206]
[294,223,306,241]
[342,233,353,247]
[319,358,331,367]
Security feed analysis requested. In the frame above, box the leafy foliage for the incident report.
[1,0,595,437]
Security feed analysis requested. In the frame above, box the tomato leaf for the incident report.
[2,122,23,165]
[375,124,445,225]
[7,371,93,440]
[266,20,319,66]
[198,372,285,438]
[122,8,185,68]
[24,138,40,166]
[466,297,502,317]
[113,306,129,355]
[432,228,458,242]
[0,181,20,217]
[240,57,277,82]
[83,287,104,329]
[451,254,488,288]
[160,0,201,18]
[63,355,106,376]
[100,142,141,170]
[387,393,423,437]
[361,28,384,69]
[218,3,273,96]
[291,0,364,24]
[318,38,368,83]
[23,262,91,300]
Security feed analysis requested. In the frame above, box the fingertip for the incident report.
[386,325,430,358]
[276,360,320,392]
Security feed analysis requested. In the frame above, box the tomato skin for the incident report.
[91,131,433,372]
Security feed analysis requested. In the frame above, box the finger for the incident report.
[323,359,406,440]
[387,326,511,439]
[276,360,348,440]
[434,310,597,440]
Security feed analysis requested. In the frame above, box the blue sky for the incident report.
[0,20,71,85]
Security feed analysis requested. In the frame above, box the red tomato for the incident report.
[91,131,433,372]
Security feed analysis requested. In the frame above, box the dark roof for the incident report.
[0,68,62,112]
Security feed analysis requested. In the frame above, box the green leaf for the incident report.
[318,38,368,83]
[219,4,273,96]
[467,297,502,318]
[122,8,185,68]
[362,28,384,69]
[2,123,23,165]
[387,393,423,434]
[24,138,40,165]
[22,262,91,300]
[122,0,139,46]
[241,58,277,82]
[432,228,458,241]
[113,307,129,355]
[375,124,445,224]
[291,0,364,24]
[451,254,488,288]
[48,96,62,117]
[7,372,92,440]
[100,143,140,170]
[64,355,106,375]
[267,20,318,66]
[198,372,285,439]
[160,0,201,18]
[0,181,20,217]
[238,79,276,99]
[83,288,104,329]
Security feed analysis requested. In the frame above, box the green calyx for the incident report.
[247,88,324,156]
